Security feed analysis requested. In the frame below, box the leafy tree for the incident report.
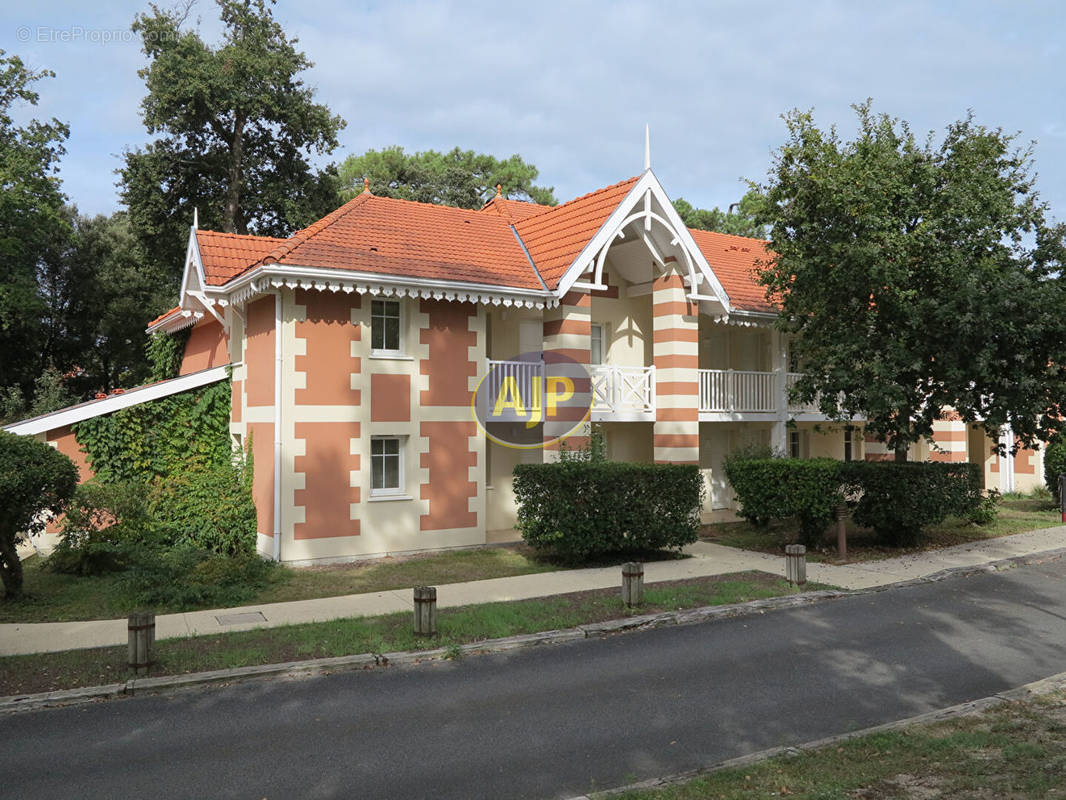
[756,102,1066,460]
[337,146,557,208]
[0,52,70,402]
[0,430,78,598]
[673,189,767,238]
[120,0,346,283]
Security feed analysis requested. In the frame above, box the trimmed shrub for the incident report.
[1044,437,1066,502]
[724,457,844,546]
[841,461,982,546]
[512,461,703,562]
[48,481,158,576]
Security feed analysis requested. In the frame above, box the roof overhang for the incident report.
[3,366,231,437]
[555,170,732,314]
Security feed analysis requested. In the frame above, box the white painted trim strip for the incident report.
[2,366,230,437]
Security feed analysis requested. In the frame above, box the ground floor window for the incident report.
[844,427,853,461]
[371,436,404,496]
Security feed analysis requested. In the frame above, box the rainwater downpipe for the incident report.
[273,290,282,562]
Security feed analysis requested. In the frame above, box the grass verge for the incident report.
[702,496,1062,564]
[0,545,573,624]
[616,690,1066,799]
[0,572,825,696]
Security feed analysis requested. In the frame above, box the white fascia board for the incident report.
[554,175,647,297]
[553,171,733,312]
[222,264,557,305]
[642,172,731,310]
[3,366,230,437]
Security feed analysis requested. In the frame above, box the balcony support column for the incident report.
[653,262,699,464]
[771,329,789,454]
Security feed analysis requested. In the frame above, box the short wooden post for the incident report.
[1059,474,1066,523]
[835,504,848,561]
[413,586,437,636]
[785,544,807,586]
[127,611,155,675]
[622,562,644,607]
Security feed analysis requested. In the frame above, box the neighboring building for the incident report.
[4,168,1043,562]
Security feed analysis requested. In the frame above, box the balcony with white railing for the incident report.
[482,359,656,424]
[698,369,777,415]
[698,369,846,420]
[590,364,656,421]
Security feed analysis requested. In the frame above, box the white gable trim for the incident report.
[554,171,732,312]
[2,366,230,437]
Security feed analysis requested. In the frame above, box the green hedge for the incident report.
[512,462,703,561]
[725,456,983,547]
[724,457,843,546]
[841,461,981,546]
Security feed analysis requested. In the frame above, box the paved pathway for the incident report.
[2,525,1065,657]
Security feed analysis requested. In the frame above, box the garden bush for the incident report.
[724,456,844,546]
[48,480,159,576]
[0,430,78,598]
[841,461,982,546]
[512,461,703,562]
[118,545,277,610]
[1044,437,1066,502]
[150,457,257,556]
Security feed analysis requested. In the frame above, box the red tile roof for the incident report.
[688,228,777,312]
[196,230,288,286]
[259,191,544,290]
[479,195,552,222]
[514,177,640,289]
[148,305,181,327]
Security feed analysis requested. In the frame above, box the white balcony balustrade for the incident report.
[698,369,777,413]
[590,364,656,421]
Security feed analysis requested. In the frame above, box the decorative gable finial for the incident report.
[644,124,651,171]
[193,206,198,229]
[496,183,502,198]
[363,176,370,193]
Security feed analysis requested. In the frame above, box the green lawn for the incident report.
[617,691,1066,799]
[703,496,1061,564]
[0,546,563,623]
[0,571,826,696]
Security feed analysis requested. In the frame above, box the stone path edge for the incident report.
[2,546,1064,715]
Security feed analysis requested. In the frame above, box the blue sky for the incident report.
[2,0,1064,224]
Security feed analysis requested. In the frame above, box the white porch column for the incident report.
[771,329,788,454]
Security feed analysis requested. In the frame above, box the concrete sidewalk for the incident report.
[3,525,1066,657]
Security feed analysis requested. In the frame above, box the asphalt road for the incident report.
[4,558,1066,799]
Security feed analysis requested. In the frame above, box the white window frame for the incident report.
[370,299,404,357]
[590,323,606,365]
[789,430,807,459]
[843,427,853,462]
[370,435,405,497]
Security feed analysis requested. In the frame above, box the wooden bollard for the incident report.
[127,611,155,675]
[622,562,644,607]
[413,586,437,636]
[785,544,807,586]
[835,504,848,561]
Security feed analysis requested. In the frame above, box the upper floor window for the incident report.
[371,299,402,354]
[590,323,605,365]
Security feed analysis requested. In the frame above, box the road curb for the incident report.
[2,546,1063,714]
[567,670,1066,798]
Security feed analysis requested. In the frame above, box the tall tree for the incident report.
[673,189,767,238]
[337,146,557,208]
[756,102,1066,459]
[0,52,70,402]
[121,0,346,284]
